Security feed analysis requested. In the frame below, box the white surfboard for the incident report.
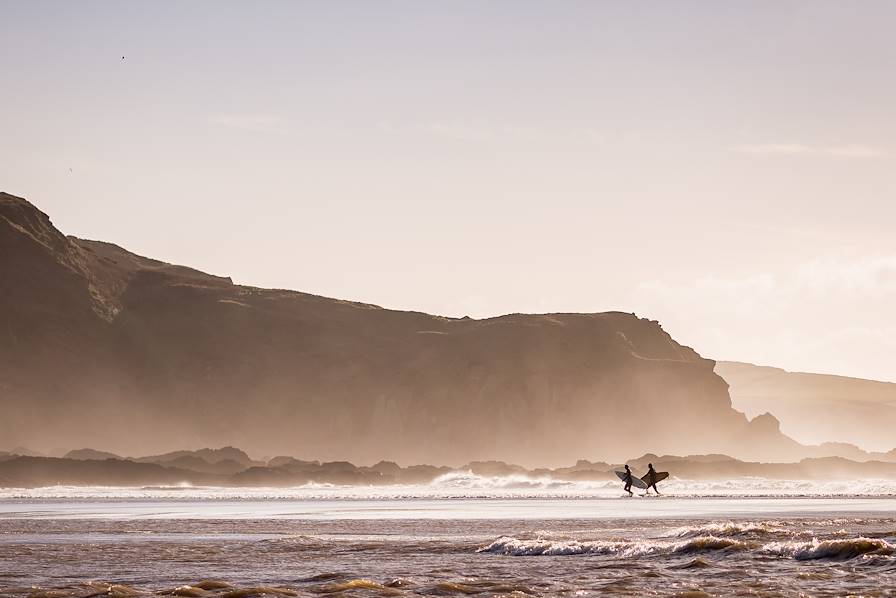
[615,470,648,489]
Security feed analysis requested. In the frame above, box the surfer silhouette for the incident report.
[645,463,661,494]
[622,464,634,496]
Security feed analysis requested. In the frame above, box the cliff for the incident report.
[1,192,800,465]
[717,361,896,452]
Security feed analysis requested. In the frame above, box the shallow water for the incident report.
[2,483,896,597]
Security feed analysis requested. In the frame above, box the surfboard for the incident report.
[615,470,648,489]
[640,471,669,485]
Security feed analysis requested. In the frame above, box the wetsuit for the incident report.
[646,466,660,494]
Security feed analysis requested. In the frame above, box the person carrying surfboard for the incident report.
[615,467,646,494]
[645,463,661,494]
[622,464,634,496]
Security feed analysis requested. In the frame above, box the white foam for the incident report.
[480,534,754,557]
[481,534,896,561]
[762,537,895,560]
[430,470,588,490]
[669,521,790,538]
[2,476,895,500]
[478,535,662,557]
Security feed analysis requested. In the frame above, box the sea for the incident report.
[2,474,895,597]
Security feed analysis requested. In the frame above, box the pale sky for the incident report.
[2,1,895,382]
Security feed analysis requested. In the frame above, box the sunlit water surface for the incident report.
[2,479,895,597]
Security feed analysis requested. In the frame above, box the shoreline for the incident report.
[3,495,896,521]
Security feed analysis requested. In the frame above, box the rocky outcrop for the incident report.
[3,449,896,488]
[64,449,123,461]
[717,361,896,452]
[1,192,801,465]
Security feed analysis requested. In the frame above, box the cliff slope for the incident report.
[717,361,896,452]
[1,192,799,465]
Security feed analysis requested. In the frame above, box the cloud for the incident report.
[733,143,814,155]
[638,255,896,317]
[419,122,502,143]
[824,145,887,158]
[732,143,888,158]
[207,113,282,133]
[376,120,606,145]
[797,255,896,294]
[632,255,896,382]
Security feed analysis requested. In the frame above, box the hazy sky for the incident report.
[2,1,895,382]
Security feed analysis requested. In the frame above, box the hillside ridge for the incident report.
[2,192,804,465]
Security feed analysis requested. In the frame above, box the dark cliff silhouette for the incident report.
[2,192,800,466]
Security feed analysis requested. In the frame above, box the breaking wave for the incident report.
[763,537,895,560]
[3,476,896,500]
[669,521,792,538]
[428,471,589,490]
[478,535,752,557]
[479,534,895,561]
